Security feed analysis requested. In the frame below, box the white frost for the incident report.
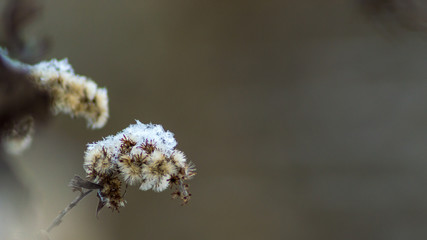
[86,120,177,165]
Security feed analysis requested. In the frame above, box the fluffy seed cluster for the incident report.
[0,52,109,154]
[83,121,196,211]
[30,59,109,129]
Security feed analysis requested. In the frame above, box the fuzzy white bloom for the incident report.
[83,120,195,211]
[0,51,109,129]
[0,51,109,155]
[30,59,109,129]
[87,120,177,160]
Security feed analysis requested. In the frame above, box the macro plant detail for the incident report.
[45,121,196,234]
[30,58,109,129]
[0,0,197,236]
[1,52,109,154]
[83,120,196,212]
[0,0,200,238]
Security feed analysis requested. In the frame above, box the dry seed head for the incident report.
[139,139,156,154]
[120,135,136,154]
[140,151,177,192]
[0,52,109,155]
[130,146,145,158]
[97,174,125,209]
[30,59,109,129]
[152,177,170,192]
[171,150,187,168]
[184,161,197,179]
[83,147,114,178]
[83,120,196,211]
[147,150,178,176]
[118,155,143,185]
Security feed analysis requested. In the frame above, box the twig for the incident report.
[46,189,93,233]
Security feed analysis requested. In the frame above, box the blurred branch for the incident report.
[46,176,102,233]
[358,0,427,31]
[46,190,94,233]
[0,53,50,131]
[0,1,50,229]
[1,0,49,63]
[0,51,50,239]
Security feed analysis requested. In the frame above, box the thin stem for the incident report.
[46,189,93,233]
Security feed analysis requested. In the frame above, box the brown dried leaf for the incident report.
[69,175,102,193]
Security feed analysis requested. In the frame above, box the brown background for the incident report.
[7,0,427,239]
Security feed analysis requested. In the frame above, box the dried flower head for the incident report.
[30,59,109,129]
[83,120,196,212]
[1,51,109,129]
[0,50,109,154]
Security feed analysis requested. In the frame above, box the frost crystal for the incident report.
[83,121,195,211]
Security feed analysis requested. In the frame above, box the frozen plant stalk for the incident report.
[84,120,196,211]
[30,58,109,129]
[0,52,109,154]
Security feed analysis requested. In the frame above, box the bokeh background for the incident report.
[4,0,427,239]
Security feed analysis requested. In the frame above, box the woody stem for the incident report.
[46,189,93,233]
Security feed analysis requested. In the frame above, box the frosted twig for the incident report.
[1,50,109,154]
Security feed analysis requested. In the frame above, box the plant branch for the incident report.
[46,189,93,233]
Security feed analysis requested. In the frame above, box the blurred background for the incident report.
[3,0,427,239]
